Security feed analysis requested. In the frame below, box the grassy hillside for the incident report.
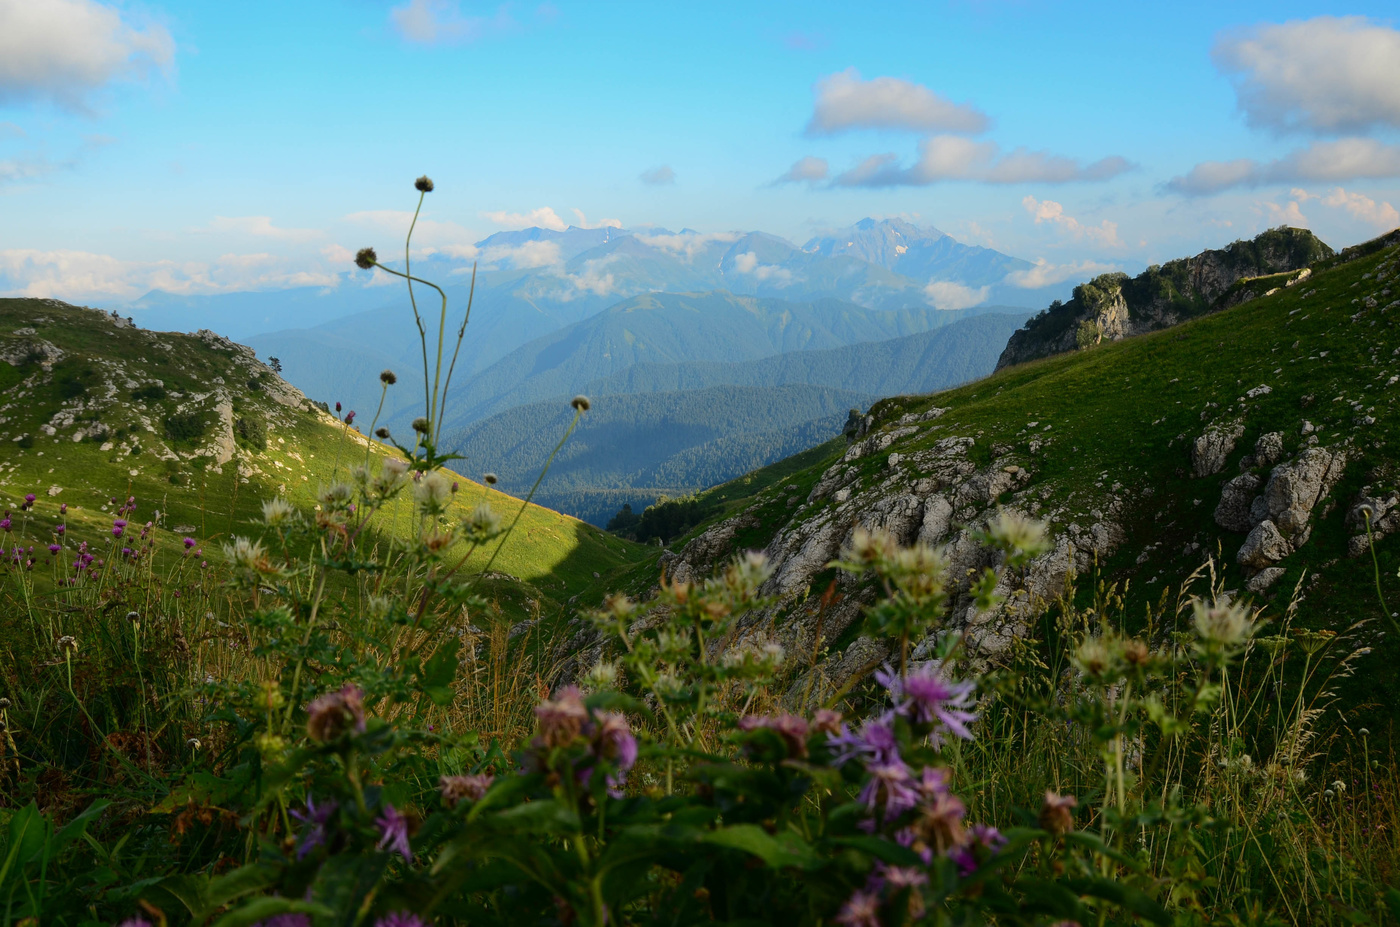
[0,298,651,614]
[644,229,1400,710]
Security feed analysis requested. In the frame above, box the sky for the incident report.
[1,0,1399,304]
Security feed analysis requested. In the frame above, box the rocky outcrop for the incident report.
[996,227,1333,370]
[1222,446,1348,574]
[1345,487,1400,557]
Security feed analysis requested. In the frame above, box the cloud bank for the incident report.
[389,0,514,45]
[0,0,173,111]
[1167,138,1400,194]
[806,68,989,135]
[832,136,1132,187]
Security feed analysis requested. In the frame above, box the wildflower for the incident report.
[1192,598,1255,648]
[23,493,35,508]
[440,773,494,807]
[950,823,1006,876]
[738,713,809,759]
[1038,791,1077,835]
[876,663,977,740]
[375,804,412,861]
[534,685,588,748]
[414,471,453,512]
[984,509,1050,560]
[188,737,201,750]
[345,410,356,425]
[126,610,139,622]
[48,543,60,555]
[355,248,378,270]
[320,483,354,507]
[306,684,367,742]
[0,518,9,532]
[828,716,900,766]
[380,369,397,385]
[571,395,591,412]
[262,497,296,526]
[57,635,78,654]
[594,711,638,770]
[834,889,881,927]
[112,524,124,538]
[374,913,430,927]
[813,708,843,735]
[584,660,619,689]
[465,503,501,536]
[376,427,391,439]
[483,472,498,485]
[1072,635,1123,680]
[412,417,430,434]
[59,503,66,514]
[56,524,65,534]
[916,765,951,799]
[414,175,434,193]
[915,789,967,852]
[224,537,272,573]
[183,536,195,549]
[859,760,920,821]
[290,796,338,859]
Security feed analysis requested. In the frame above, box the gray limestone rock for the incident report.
[1246,567,1287,594]
[1214,473,1261,533]
[1192,419,1245,477]
[1260,447,1347,538]
[1238,520,1292,569]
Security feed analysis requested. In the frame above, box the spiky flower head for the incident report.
[483,472,498,485]
[985,508,1050,564]
[534,685,588,749]
[414,175,434,193]
[306,684,367,742]
[412,417,430,434]
[375,427,391,439]
[440,772,494,808]
[261,496,296,526]
[414,470,453,513]
[465,503,501,537]
[571,395,591,412]
[379,369,397,385]
[354,248,378,270]
[1191,597,1255,648]
[57,635,78,654]
[1038,791,1077,835]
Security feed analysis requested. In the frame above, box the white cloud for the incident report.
[832,136,1132,187]
[480,206,568,231]
[637,230,740,261]
[389,0,514,45]
[478,240,562,270]
[771,155,829,186]
[1213,17,1400,135]
[923,280,989,310]
[570,209,622,229]
[0,0,173,111]
[343,209,478,245]
[1259,196,1309,227]
[1291,186,1398,229]
[0,248,338,301]
[1022,196,1122,247]
[640,165,676,185]
[1004,259,1119,289]
[1167,138,1400,194]
[731,251,793,285]
[806,68,989,135]
[206,216,322,243]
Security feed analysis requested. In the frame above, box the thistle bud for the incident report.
[380,370,397,385]
[484,472,498,485]
[571,395,591,412]
[412,417,430,434]
[415,175,435,193]
[375,427,391,439]
[355,247,378,270]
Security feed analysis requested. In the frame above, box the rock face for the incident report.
[996,227,1332,370]
[1217,445,1349,574]
[658,409,1123,709]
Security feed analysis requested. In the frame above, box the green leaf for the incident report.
[210,898,334,927]
[1385,887,1400,921]
[700,824,820,869]
[0,803,41,887]
[50,799,110,859]
[200,863,283,917]
[1063,831,1145,871]
[420,638,460,690]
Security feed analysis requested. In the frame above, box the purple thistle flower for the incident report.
[373,913,430,927]
[593,711,638,770]
[875,662,977,743]
[738,713,810,759]
[59,503,67,514]
[827,715,900,767]
[0,518,10,532]
[859,760,920,822]
[440,772,494,808]
[113,518,128,528]
[375,804,412,862]
[48,544,60,555]
[56,524,65,534]
[534,685,587,748]
[834,889,881,927]
[24,493,35,507]
[306,684,367,741]
[184,537,195,549]
[112,526,124,538]
[949,823,1006,877]
[290,795,337,859]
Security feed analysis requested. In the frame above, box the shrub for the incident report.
[163,410,208,443]
[131,383,167,402]
[235,414,268,450]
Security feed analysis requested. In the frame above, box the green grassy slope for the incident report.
[0,298,652,615]
[644,230,1400,704]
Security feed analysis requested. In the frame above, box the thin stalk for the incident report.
[438,263,478,411]
[404,191,432,428]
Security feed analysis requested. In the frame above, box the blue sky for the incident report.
[2,0,1398,302]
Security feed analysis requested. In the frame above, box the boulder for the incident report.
[1192,419,1245,477]
[1260,447,1347,538]
[1214,473,1261,533]
[1246,567,1287,594]
[1237,520,1291,569]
